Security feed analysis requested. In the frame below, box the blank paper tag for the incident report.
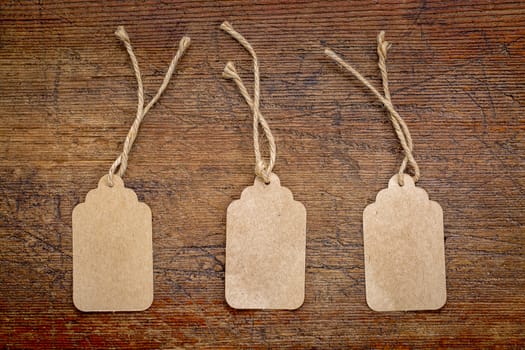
[363,174,446,311]
[72,175,153,312]
[225,173,306,310]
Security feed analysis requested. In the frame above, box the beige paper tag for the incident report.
[363,174,446,311]
[72,175,153,312]
[225,173,306,310]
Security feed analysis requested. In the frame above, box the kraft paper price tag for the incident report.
[72,175,153,312]
[225,173,307,310]
[363,174,446,311]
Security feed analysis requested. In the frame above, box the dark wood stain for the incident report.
[1,0,524,348]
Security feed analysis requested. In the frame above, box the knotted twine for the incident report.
[220,21,276,184]
[325,31,420,186]
[107,26,191,186]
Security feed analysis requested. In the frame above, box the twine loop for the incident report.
[325,31,420,186]
[107,26,191,186]
[221,21,276,184]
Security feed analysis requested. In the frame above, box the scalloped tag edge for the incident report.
[225,173,307,310]
[72,175,153,312]
[363,174,446,312]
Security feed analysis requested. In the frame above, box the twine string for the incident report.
[325,31,420,186]
[220,21,276,184]
[107,26,191,186]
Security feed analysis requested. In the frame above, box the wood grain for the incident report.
[1,0,524,348]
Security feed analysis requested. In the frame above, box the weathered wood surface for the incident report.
[1,0,524,348]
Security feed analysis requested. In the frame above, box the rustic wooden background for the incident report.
[1,0,524,348]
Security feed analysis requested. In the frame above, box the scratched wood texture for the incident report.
[1,0,524,348]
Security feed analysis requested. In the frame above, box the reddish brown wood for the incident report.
[1,0,524,348]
